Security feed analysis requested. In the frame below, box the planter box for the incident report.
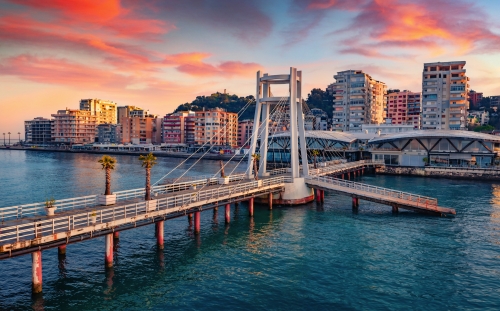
[319,163,327,167]
[257,180,263,187]
[45,206,56,216]
[146,199,158,212]
[98,194,116,206]
[91,215,97,225]
[218,177,229,185]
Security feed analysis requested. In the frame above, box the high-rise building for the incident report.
[385,90,421,129]
[468,90,483,109]
[194,108,238,146]
[328,70,387,132]
[24,117,53,145]
[421,61,469,130]
[79,99,117,124]
[162,111,195,144]
[51,109,97,144]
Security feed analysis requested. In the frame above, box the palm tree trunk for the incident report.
[145,167,151,201]
[253,159,258,180]
[105,167,111,195]
[314,155,317,169]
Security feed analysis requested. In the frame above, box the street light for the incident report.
[2,133,4,146]
[8,132,11,146]
[18,132,21,145]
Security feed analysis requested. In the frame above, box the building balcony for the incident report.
[450,96,466,101]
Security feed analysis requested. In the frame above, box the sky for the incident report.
[1,0,500,136]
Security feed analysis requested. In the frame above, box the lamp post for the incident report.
[2,133,4,146]
[8,132,11,146]
[18,132,21,145]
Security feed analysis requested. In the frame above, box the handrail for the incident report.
[0,176,288,246]
[305,175,438,206]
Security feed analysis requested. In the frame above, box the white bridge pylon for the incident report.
[247,67,309,180]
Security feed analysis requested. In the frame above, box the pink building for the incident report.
[162,111,195,144]
[385,90,421,129]
[468,90,483,108]
[51,109,97,144]
[237,120,253,147]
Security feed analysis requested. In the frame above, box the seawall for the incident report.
[376,165,500,181]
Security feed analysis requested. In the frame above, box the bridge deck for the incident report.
[306,175,455,216]
[0,175,288,257]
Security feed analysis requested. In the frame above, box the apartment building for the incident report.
[24,117,53,144]
[328,70,387,132]
[117,106,148,123]
[468,90,483,109]
[80,99,117,124]
[491,96,500,110]
[162,111,195,144]
[97,123,122,144]
[421,61,469,130]
[121,116,162,144]
[51,109,97,144]
[238,119,253,147]
[194,108,238,146]
[385,90,421,129]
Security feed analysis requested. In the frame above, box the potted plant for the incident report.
[45,197,56,216]
[91,210,97,224]
[423,157,429,166]
[98,155,117,206]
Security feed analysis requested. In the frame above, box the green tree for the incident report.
[139,153,157,201]
[306,88,334,118]
[98,155,116,195]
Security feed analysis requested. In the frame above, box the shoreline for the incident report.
[0,146,247,162]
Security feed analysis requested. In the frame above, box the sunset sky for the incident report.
[1,0,500,136]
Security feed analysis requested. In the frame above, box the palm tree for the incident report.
[312,150,320,169]
[98,155,117,195]
[251,153,260,180]
[139,153,157,201]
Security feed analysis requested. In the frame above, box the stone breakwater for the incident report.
[376,165,500,180]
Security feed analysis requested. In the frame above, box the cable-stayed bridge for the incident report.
[0,68,454,294]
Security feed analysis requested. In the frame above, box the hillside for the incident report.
[174,92,256,120]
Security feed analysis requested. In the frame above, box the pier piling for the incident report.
[194,211,201,234]
[58,245,66,257]
[156,221,164,248]
[225,204,230,223]
[249,198,254,216]
[105,234,113,268]
[32,251,42,294]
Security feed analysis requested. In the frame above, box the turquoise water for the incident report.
[1,150,500,310]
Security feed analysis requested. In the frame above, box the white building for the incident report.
[361,123,415,135]
[328,70,386,132]
[421,61,469,130]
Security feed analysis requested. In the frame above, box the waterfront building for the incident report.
[24,117,53,145]
[421,61,469,130]
[468,90,483,109]
[97,123,122,144]
[51,109,97,144]
[238,119,253,147]
[162,111,195,145]
[194,108,238,146]
[385,90,421,129]
[328,70,387,132]
[121,115,162,144]
[79,99,117,124]
[467,111,489,126]
[368,130,500,167]
[117,106,148,123]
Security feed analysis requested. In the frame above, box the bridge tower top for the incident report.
[247,67,309,180]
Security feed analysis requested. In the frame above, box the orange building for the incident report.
[51,109,97,144]
[121,116,162,144]
[194,108,238,146]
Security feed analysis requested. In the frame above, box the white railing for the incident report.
[306,175,438,207]
[0,176,289,246]
[308,160,384,177]
[0,169,293,222]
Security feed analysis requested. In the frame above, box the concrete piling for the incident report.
[156,221,164,249]
[352,197,359,209]
[268,194,273,210]
[105,234,113,268]
[32,251,42,294]
[249,198,254,216]
[113,232,120,239]
[194,211,201,234]
[58,245,66,257]
[225,204,230,223]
